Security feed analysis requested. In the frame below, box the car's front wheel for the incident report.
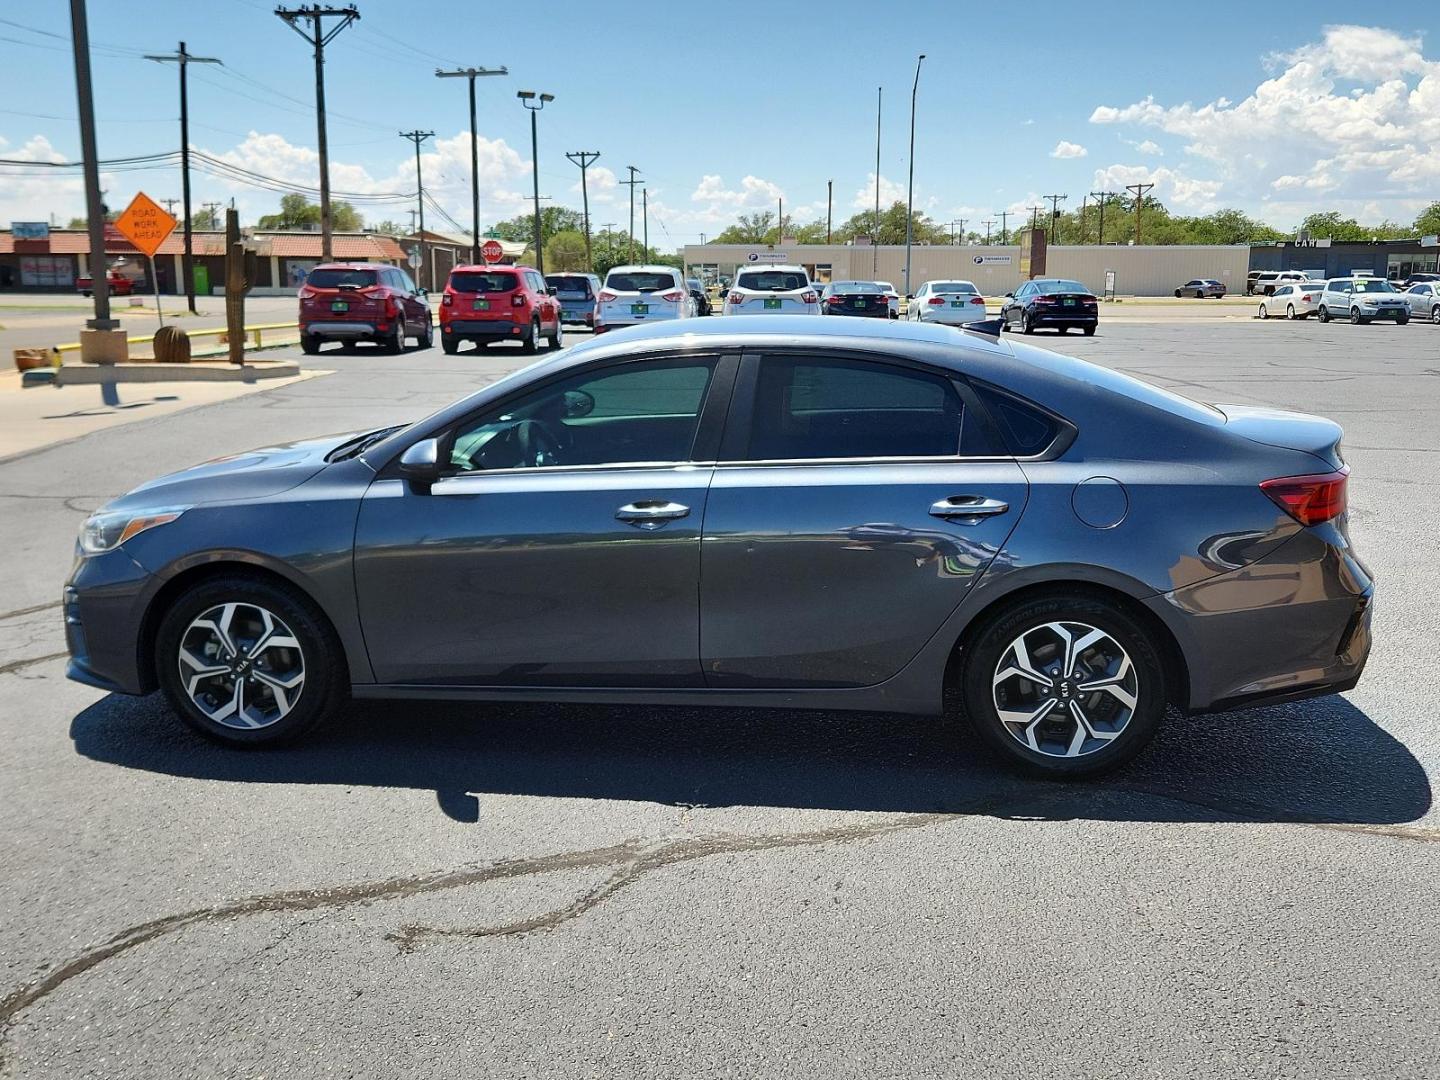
[155,575,348,747]
[1258,304,1268,319]
[1396,312,1409,325]
[960,592,1167,778]
[1318,305,1330,323]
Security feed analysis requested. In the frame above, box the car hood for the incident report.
[106,431,363,511]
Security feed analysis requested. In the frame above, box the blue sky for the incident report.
[3,2,1439,241]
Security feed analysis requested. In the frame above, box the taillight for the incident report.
[801,291,818,304]
[598,290,618,302]
[928,296,946,305]
[660,289,684,302]
[826,295,844,306]
[298,286,316,300]
[383,297,398,318]
[970,296,986,305]
[1260,468,1348,526]
[729,292,743,305]
[1079,295,1097,304]
[511,293,526,308]
[441,292,453,306]
[1300,293,1312,302]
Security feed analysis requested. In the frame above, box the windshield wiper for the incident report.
[327,425,405,462]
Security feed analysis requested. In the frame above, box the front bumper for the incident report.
[63,549,157,696]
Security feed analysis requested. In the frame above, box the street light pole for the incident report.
[903,54,925,298]
[435,65,507,264]
[517,90,553,274]
[145,41,220,313]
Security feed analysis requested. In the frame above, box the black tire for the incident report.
[340,340,358,354]
[1396,313,1409,325]
[1174,289,1182,298]
[1286,305,1296,320]
[417,315,433,350]
[521,317,540,354]
[442,335,459,355]
[547,317,563,350]
[1057,325,1069,334]
[1431,305,1440,325]
[959,591,1167,778]
[155,574,348,748]
[1021,313,1035,335]
[300,333,321,356]
[1350,307,1363,324]
[1318,305,1330,323]
[384,316,405,354]
[1082,325,1095,336]
[1258,304,1268,320]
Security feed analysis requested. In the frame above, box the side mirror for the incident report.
[417,287,428,297]
[1004,292,1014,298]
[546,286,558,296]
[399,437,441,490]
[906,293,914,301]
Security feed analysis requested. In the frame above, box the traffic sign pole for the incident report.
[151,255,163,327]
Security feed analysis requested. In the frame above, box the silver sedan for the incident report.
[1401,282,1440,323]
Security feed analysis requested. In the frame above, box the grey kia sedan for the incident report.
[64,317,1373,777]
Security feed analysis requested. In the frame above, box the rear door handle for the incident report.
[616,501,690,530]
[930,495,1009,520]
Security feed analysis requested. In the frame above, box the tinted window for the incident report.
[746,356,970,460]
[449,360,716,472]
[1272,286,1292,297]
[736,270,809,291]
[972,383,1064,456]
[547,275,594,298]
[307,267,378,289]
[450,271,518,293]
[828,281,884,294]
[1035,280,1089,294]
[607,271,679,292]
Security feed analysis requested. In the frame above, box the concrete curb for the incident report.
[54,360,302,385]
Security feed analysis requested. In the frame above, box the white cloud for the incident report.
[1129,139,1163,156]
[851,172,905,210]
[1087,24,1440,222]
[1090,164,1224,211]
[0,134,100,224]
[1051,140,1088,159]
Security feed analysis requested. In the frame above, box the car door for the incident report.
[699,350,1029,688]
[1406,284,1431,315]
[354,353,738,686]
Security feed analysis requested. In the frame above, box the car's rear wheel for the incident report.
[417,315,433,349]
[441,335,459,355]
[960,592,1167,778]
[521,317,540,354]
[1432,305,1440,324]
[300,333,321,355]
[384,316,405,354]
[1021,313,1035,335]
[1258,304,1268,319]
[155,575,347,747]
[1082,326,1095,336]
[1286,304,1296,320]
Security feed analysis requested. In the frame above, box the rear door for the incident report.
[699,350,1029,688]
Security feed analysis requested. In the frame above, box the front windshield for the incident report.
[1352,279,1397,293]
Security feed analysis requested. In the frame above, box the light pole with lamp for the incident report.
[903,53,926,299]
[517,90,553,274]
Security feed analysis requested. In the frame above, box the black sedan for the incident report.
[820,280,891,318]
[1000,279,1098,335]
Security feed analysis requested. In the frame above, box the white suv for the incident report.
[723,265,819,315]
[1316,277,1410,324]
[596,265,692,332]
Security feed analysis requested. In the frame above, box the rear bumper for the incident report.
[558,305,595,325]
[824,307,890,318]
[442,319,526,340]
[1152,527,1374,713]
[305,321,380,339]
[1031,311,1097,327]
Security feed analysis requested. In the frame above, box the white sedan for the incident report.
[907,279,990,324]
[1402,281,1440,323]
[875,280,900,318]
[1256,282,1322,320]
[722,265,819,315]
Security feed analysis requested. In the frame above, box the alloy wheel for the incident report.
[178,602,306,730]
[991,621,1138,759]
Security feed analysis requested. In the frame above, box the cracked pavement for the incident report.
[0,322,1437,1078]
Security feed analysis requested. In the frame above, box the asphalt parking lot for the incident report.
[1,314,1437,1078]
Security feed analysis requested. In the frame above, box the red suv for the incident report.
[298,263,433,355]
[439,264,563,354]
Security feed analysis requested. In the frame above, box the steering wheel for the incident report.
[514,419,561,468]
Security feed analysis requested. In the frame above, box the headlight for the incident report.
[78,507,187,556]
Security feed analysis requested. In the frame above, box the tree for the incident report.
[712,211,776,244]
[257,193,363,231]
[544,230,588,272]
[834,201,948,246]
[1415,202,1440,236]
[489,206,585,245]
[371,220,404,236]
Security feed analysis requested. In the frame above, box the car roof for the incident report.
[313,262,383,270]
[452,263,531,273]
[605,264,680,274]
[736,264,808,274]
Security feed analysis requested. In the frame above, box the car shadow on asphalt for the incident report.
[70,690,1430,826]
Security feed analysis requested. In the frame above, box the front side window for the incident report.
[745,356,980,461]
[448,359,717,472]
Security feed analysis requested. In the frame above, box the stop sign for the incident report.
[480,239,505,264]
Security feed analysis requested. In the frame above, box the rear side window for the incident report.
[607,271,678,292]
[450,271,518,293]
[737,270,809,291]
[745,356,973,460]
[972,383,1065,457]
[307,268,378,289]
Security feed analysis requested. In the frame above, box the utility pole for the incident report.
[777,197,782,243]
[643,187,649,255]
[161,197,180,216]
[873,85,881,276]
[145,41,220,313]
[1090,190,1116,245]
[1043,194,1067,243]
[275,5,359,263]
[949,218,966,245]
[996,210,1011,245]
[565,150,600,270]
[1027,205,1044,233]
[399,130,433,288]
[981,219,995,245]
[1127,182,1155,244]
[903,53,925,298]
[201,201,222,229]
[516,90,553,274]
[620,166,642,265]
[826,179,832,244]
[436,65,507,264]
[70,0,116,337]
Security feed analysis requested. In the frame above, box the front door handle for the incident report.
[616,500,690,530]
[930,495,1009,520]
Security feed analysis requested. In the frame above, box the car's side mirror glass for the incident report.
[546,286,558,296]
[906,293,914,301]
[563,389,596,419]
[399,437,441,489]
[1004,292,1014,298]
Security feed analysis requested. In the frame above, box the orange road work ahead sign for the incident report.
[113,192,178,258]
